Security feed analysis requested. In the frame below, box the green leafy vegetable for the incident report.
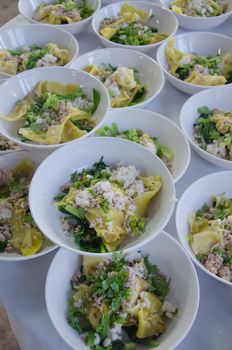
[64,205,86,219]
[96,314,110,339]
[91,89,101,114]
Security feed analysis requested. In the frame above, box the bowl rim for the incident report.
[92,1,178,49]
[45,230,200,350]
[179,86,232,168]
[0,149,57,261]
[160,0,232,20]
[176,170,232,287]
[0,66,111,150]
[157,31,232,90]
[0,23,80,78]
[0,245,57,262]
[71,46,165,110]
[95,107,191,182]
[18,0,101,28]
[29,136,176,256]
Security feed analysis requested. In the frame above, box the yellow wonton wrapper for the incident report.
[2,95,32,121]
[85,64,139,108]
[185,71,226,86]
[83,256,106,275]
[18,111,84,145]
[136,292,165,338]
[35,81,78,97]
[10,198,43,256]
[135,176,162,217]
[119,3,149,22]
[147,33,168,44]
[35,3,81,24]
[45,43,70,65]
[0,49,18,75]
[191,228,224,255]
[100,27,118,40]
[165,39,184,75]
[86,207,126,252]
[111,88,138,108]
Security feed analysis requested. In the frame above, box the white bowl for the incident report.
[180,85,232,170]
[157,32,232,95]
[160,0,232,30]
[18,0,101,35]
[45,231,199,350]
[94,108,190,182]
[0,150,56,261]
[176,171,232,286]
[29,137,176,256]
[71,47,164,110]
[92,1,178,53]
[0,24,79,80]
[0,67,110,151]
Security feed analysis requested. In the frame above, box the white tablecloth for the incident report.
[1,13,232,350]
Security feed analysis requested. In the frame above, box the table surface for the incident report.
[0,11,232,350]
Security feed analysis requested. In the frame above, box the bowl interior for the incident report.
[0,150,55,261]
[158,32,232,73]
[0,25,78,68]
[93,1,178,37]
[45,231,199,350]
[176,171,232,285]
[95,109,190,182]
[19,0,99,19]
[29,137,175,255]
[72,48,164,103]
[0,67,109,148]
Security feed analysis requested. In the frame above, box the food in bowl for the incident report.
[97,123,174,172]
[34,0,94,24]
[0,159,51,256]
[194,106,232,161]
[0,135,19,151]
[0,43,70,75]
[99,4,168,46]
[188,194,232,282]
[84,64,146,108]
[170,0,227,17]
[165,39,232,86]
[1,81,100,145]
[54,158,162,252]
[67,253,177,349]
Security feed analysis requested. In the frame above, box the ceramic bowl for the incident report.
[92,1,178,53]
[0,67,110,151]
[29,137,176,256]
[71,47,164,110]
[18,0,101,34]
[180,85,232,169]
[45,231,199,350]
[0,24,79,80]
[176,171,232,286]
[157,32,232,95]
